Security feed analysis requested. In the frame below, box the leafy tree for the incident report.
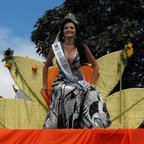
[31,0,144,91]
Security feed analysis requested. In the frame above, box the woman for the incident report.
[43,13,111,128]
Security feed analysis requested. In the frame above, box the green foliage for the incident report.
[31,0,144,90]
[31,0,144,58]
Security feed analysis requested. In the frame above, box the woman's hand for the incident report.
[42,87,48,92]
[90,84,96,88]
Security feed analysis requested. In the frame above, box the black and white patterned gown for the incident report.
[44,50,111,128]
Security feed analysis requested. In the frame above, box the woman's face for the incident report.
[63,22,76,39]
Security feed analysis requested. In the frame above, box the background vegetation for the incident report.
[31,0,144,93]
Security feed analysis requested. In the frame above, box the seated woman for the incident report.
[42,13,111,128]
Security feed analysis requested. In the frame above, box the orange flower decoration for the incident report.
[32,64,38,73]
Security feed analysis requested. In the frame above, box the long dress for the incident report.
[44,50,111,128]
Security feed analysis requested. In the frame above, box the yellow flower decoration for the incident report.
[2,48,13,58]
[2,48,14,62]
[126,42,134,57]
[118,41,134,72]
[4,63,12,69]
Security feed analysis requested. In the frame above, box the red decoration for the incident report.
[32,64,38,73]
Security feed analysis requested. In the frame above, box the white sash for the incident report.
[52,42,90,89]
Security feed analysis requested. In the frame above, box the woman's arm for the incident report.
[43,48,55,90]
[84,45,99,85]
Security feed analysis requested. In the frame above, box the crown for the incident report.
[64,13,78,24]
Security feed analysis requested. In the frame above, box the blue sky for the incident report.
[0,0,64,98]
[0,0,64,37]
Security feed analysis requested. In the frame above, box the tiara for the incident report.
[64,13,78,24]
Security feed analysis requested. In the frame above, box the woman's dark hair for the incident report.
[58,19,88,64]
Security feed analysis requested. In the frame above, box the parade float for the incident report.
[0,45,144,144]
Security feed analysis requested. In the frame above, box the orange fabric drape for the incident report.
[0,129,144,144]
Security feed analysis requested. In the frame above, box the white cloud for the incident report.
[0,61,15,98]
[0,26,44,98]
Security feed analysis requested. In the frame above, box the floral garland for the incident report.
[118,41,134,91]
[119,41,134,70]
[2,48,14,69]
[118,41,134,119]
